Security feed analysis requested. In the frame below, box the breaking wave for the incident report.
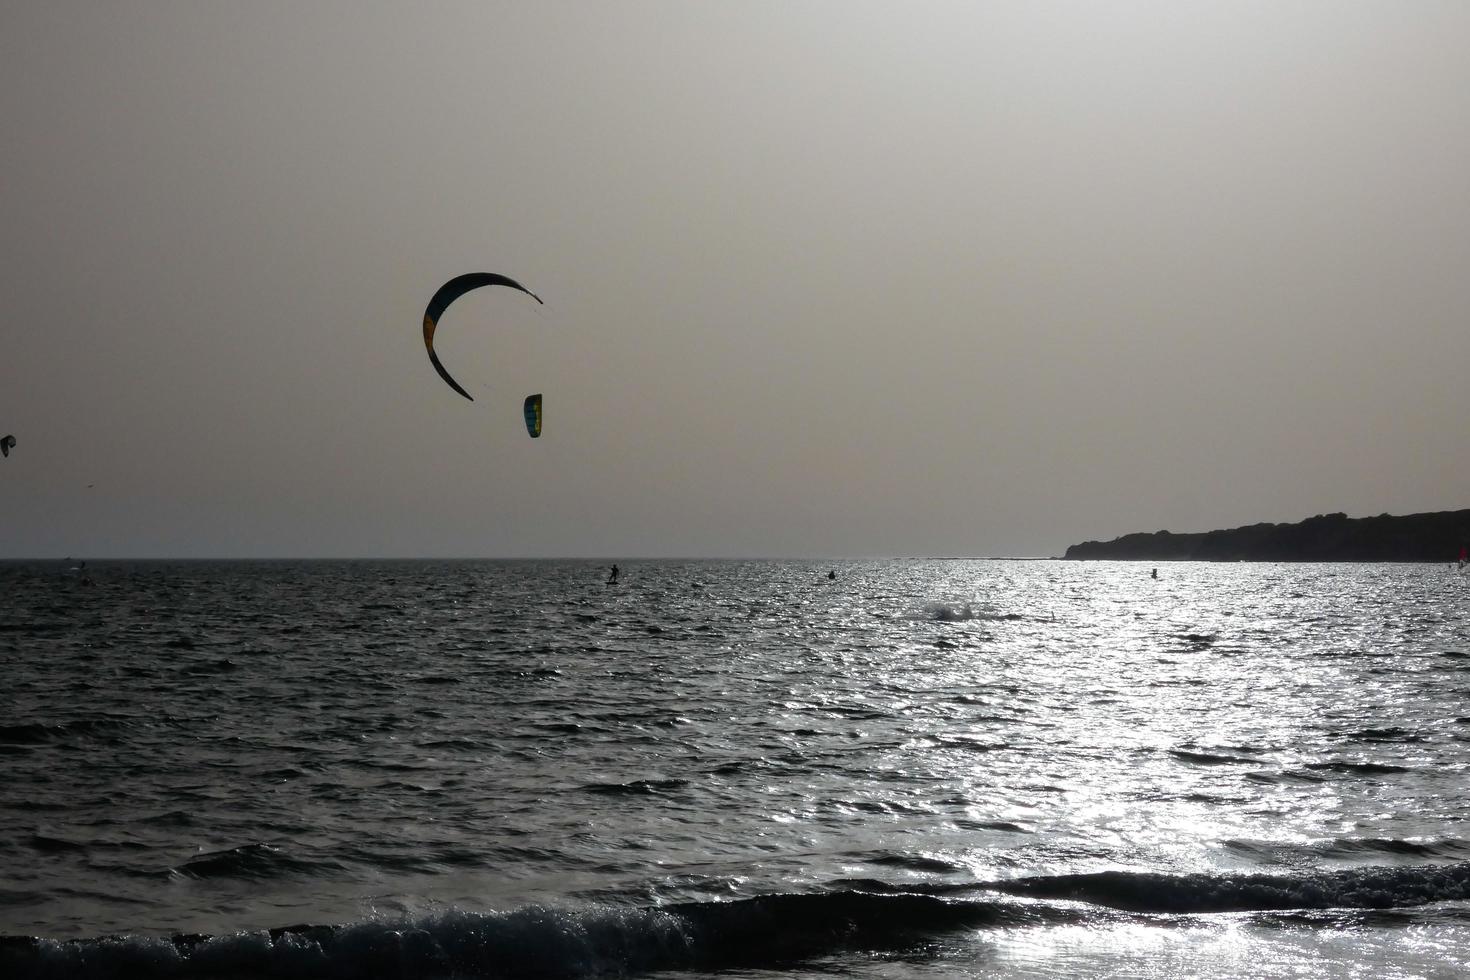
[7,866,1469,978]
[0,892,1034,979]
[910,602,1026,623]
[982,863,1470,913]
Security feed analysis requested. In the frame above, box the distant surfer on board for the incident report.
[607,564,619,585]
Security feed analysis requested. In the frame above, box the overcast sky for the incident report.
[3,1,1467,558]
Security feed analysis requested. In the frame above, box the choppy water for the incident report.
[3,558,1470,978]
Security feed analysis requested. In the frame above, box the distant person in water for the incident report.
[1151,568,1158,579]
[607,564,619,584]
[828,570,837,580]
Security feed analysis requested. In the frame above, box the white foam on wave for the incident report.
[910,601,1026,623]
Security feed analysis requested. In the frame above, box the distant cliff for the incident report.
[1064,510,1470,562]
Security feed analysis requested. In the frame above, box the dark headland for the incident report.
[1064,510,1470,562]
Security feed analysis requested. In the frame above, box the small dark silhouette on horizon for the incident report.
[1065,509,1470,563]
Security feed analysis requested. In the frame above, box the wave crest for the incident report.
[0,892,1035,979]
[986,863,1470,913]
[6,867,1468,978]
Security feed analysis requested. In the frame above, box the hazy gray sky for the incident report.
[3,1,1467,558]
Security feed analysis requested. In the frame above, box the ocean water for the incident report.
[3,558,1470,978]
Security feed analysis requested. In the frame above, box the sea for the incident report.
[3,558,1470,979]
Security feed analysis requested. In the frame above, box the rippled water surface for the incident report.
[3,559,1470,977]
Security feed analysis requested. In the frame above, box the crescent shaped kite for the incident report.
[422,273,543,401]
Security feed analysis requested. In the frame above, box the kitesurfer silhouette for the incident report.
[607,564,619,584]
